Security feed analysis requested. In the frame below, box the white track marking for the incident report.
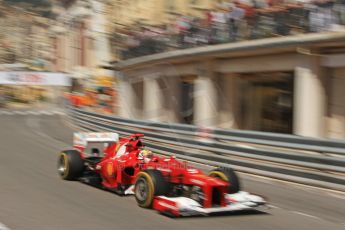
[38,110,52,115]
[0,222,11,230]
[0,111,12,115]
[52,110,65,115]
[291,211,322,220]
[12,111,26,115]
[328,193,345,200]
[235,144,256,149]
[267,204,281,209]
[26,111,39,115]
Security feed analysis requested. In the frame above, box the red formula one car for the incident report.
[57,132,265,217]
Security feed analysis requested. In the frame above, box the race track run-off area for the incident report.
[0,112,344,230]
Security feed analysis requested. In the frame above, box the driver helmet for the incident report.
[138,149,153,160]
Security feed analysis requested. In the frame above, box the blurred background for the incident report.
[0,0,345,139]
[0,2,344,230]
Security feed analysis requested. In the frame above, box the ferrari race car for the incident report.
[57,132,265,217]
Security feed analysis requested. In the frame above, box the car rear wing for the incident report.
[73,132,119,147]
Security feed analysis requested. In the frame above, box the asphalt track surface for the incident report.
[0,112,344,230]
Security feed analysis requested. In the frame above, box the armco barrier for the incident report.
[68,107,345,192]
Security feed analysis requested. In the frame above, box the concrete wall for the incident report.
[114,33,345,139]
[294,56,327,138]
[217,74,241,129]
[328,68,345,139]
[117,53,326,136]
[216,53,305,73]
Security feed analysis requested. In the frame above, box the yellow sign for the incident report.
[96,76,113,87]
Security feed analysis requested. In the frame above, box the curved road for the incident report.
[0,111,344,230]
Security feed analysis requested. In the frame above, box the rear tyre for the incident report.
[208,167,240,194]
[134,170,169,208]
[58,150,84,180]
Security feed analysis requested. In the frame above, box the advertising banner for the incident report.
[0,72,71,86]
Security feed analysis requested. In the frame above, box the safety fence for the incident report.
[68,107,345,192]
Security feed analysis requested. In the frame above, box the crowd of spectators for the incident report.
[118,0,345,60]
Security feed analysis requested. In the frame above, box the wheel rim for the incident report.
[135,178,148,202]
[209,171,228,182]
[58,155,67,176]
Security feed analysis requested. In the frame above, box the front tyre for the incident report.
[208,167,240,194]
[134,170,169,208]
[58,150,84,180]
